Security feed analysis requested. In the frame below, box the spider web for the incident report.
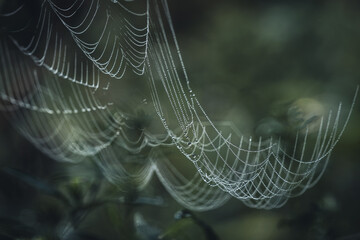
[0,0,357,211]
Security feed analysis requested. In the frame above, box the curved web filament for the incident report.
[0,0,358,211]
[145,0,358,210]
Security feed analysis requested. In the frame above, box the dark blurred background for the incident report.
[1,0,360,239]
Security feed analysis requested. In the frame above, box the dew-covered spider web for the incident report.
[0,0,358,211]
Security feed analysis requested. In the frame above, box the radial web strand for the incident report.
[0,0,358,211]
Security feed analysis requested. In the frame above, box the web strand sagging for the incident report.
[0,0,358,211]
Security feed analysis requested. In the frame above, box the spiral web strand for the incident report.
[0,0,357,211]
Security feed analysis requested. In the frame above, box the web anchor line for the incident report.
[0,0,357,211]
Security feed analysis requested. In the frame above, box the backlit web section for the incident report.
[145,0,358,210]
[0,0,357,211]
[0,0,167,190]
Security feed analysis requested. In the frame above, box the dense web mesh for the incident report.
[0,0,357,211]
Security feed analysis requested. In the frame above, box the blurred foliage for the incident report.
[1,0,360,239]
[160,210,219,240]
